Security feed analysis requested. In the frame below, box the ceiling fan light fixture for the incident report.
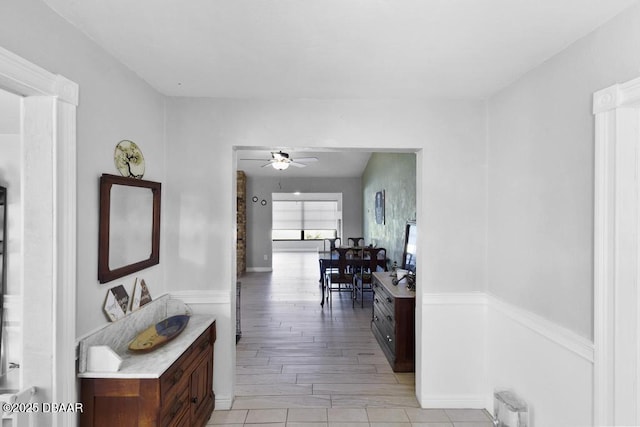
[272,161,290,170]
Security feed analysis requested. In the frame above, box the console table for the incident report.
[77,295,215,427]
[371,272,415,372]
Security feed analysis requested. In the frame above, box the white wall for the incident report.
[483,3,640,424]
[0,0,169,339]
[487,1,640,343]
[0,3,168,422]
[165,96,487,406]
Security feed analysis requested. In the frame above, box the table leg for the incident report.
[319,259,325,306]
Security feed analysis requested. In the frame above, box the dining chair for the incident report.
[353,247,387,307]
[347,237,365,247]
[321,237,342,281]
[325,247,356,307]
[324,237,341,252]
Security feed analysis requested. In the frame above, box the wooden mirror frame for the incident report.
[98,174,161,283]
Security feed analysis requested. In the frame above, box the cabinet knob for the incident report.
[386,297,392,303]
[191,397,199,404]
[386,335,392,342]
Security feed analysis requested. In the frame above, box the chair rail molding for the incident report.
[169,289,232,305]
[0,45,78,427]
[593,75,640,426]
[420,291,595,423]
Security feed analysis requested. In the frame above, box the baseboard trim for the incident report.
[419,394,488,410]
[215,396,233,410]
[246,267,273,272]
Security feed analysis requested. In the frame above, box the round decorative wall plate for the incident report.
[114,140,145,178]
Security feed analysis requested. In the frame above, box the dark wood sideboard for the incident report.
[80,321,216,427]
[371,272,415,372]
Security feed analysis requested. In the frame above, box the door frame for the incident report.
[0,46,78,427]
[593,75,640,426]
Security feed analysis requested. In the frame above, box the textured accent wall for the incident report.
[362,153,416,267]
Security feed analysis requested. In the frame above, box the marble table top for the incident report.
[78,314,214,379]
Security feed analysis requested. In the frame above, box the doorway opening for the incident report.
[232,147,422,404]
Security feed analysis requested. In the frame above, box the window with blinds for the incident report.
[272,200,338,240]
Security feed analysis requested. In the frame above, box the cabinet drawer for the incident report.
[373,295,394,322]
[372,282,395,313]
[190,326,213,358]
[372,306,395,347]
[372,321,395,362]
[161,350,191,401]
[161,384,189,427]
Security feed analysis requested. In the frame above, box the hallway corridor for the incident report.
[208,251,493,426]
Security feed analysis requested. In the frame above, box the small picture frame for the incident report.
[375,190,385,224]
[104,285,129,322]
[130,278,152,311]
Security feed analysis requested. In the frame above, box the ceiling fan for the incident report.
[241,151,318,170]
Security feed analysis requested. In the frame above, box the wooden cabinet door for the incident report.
[190,351,214,425]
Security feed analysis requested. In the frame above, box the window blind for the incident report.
[272,200,338,230]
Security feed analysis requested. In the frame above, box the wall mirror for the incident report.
[98,174,161,283]
[402,221,416,272]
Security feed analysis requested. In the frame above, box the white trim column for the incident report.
[0,46,77,427]
[593,76,640,426]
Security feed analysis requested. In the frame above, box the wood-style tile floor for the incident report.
[207,251,493,426]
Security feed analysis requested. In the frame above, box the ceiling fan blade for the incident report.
[240,158,270,161]
[289,162,308,168]
[260,162,274,168]
[292,157,318,163]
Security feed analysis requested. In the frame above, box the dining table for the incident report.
[318,247,373,306]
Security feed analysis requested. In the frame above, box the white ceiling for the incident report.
[40,0,637,177]
[43,0,637,99]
